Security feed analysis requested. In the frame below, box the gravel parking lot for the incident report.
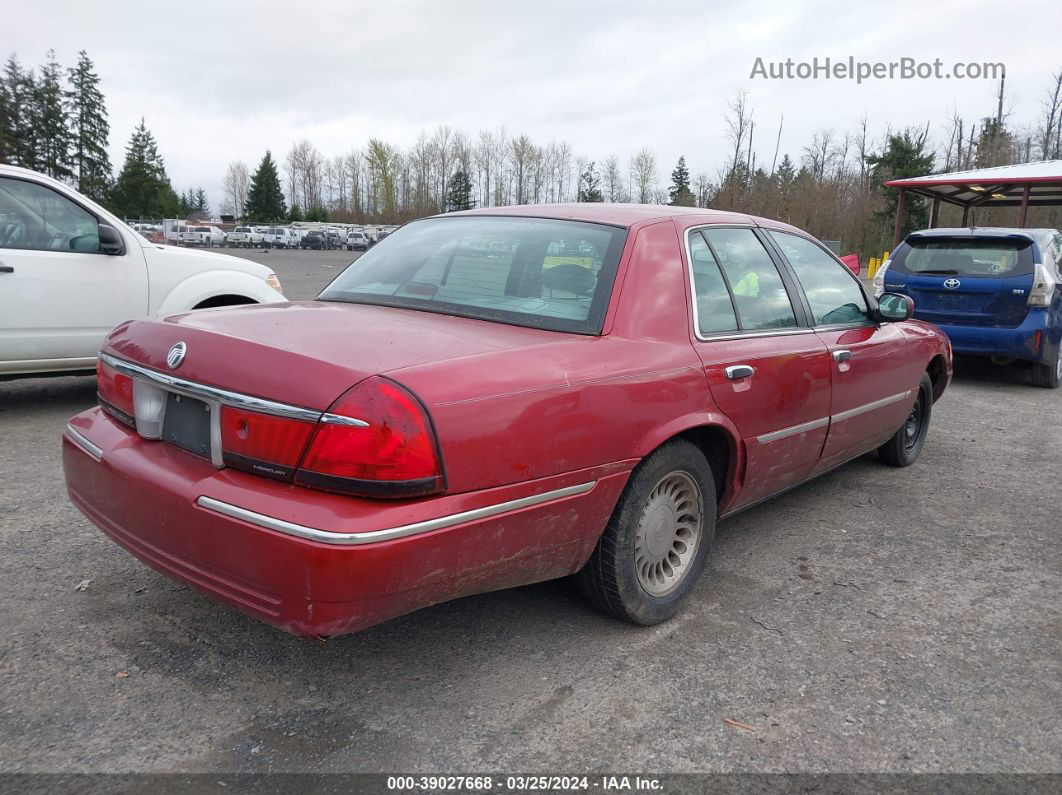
[1,247,1060,775]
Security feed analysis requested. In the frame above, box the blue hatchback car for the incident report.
[874,227,1062,388]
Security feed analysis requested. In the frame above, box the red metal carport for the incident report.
[886,160,1062,247]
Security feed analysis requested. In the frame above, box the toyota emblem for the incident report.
[166,341,187,370]
[943,278,961,290]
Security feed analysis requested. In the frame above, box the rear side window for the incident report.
[768,231,869,325]
[891,238,1034,277]
[701,228,798,331]
[688,232,738,334]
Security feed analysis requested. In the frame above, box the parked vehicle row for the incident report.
[129,220,398,250]
[62,203,952,639]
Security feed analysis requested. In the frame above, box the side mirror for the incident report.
[98,223,125,256]
[877,292,914,322]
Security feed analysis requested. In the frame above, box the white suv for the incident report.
[0,166,286,378]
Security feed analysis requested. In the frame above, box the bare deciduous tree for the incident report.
[222,160,250,218]
[629,147,657,204]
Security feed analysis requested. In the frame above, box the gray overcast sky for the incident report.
[6,0,1061,207]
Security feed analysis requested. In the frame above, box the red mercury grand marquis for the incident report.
[62,204,952,636]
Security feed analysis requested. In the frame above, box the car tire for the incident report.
[577,439,716,626]
[878,372,933,467]
[1031,343,1062,389]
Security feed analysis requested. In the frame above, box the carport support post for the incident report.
[929,196,940,229]
[892,188,906,248]
[961,203,970,226]
[1018,185,1030,228]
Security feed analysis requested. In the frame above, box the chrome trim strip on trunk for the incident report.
[831,390,912,423]
[756,416,829,444]
[100,352,366,425]
[65,425,102,461]
[196,481,597,546]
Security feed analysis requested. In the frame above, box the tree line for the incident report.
[0,50,212,219]
[2,49,1061,258]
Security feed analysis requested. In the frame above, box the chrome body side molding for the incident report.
[831,391,912,423]
[196,481,597,546]
[65,424,103,461]
[756,416,829,444]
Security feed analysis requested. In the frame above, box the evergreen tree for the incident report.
[287,203,304,223]
[244,151,287,221]
[193,186,209,213]
[0,63,12,165]
[578,161,603,202]
[446,169,473,211]
[178,189,194,217]
[668,155,694,206]
[775,154,796,197]
[34,50,72,179]
[305,205,328,222]
[867,129,935,236]
[1,56,39,168]
[975,117,1013,168]
[109,118,180,219]
[65,50,111,200]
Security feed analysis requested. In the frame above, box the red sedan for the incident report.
[63,204,952,636]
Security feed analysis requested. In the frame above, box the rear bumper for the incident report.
[933,309,1055,362]
[63,408,628,637]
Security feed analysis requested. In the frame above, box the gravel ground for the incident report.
[1,248,1060,775]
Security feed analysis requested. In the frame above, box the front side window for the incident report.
[319,216,627,334]
[0,177,100,253]
[701,227,798,331]
[768,231,870,325]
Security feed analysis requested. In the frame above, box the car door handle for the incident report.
[833,350,853,362]
[0,263,13,273]
[725,364,755,380]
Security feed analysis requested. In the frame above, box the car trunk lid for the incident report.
[102,300,570,411]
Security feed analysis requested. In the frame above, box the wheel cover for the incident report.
[634,471,703,596]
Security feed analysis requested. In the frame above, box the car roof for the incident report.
[441,202,804,231]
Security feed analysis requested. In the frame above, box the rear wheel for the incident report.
[1031,344,1062,389]
[578,439,715,625]
[879,372,933,467]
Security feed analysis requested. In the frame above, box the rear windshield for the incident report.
[318,216,627,334]
[892,238,1034,277]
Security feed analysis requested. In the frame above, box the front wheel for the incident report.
[879,372,933,467]
[578,439,715,625]
[1031,344,1062,388]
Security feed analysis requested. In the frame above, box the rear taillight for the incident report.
[1028,263,1056,307]
[97,359,135,426]
[295,376,445,498]
[220,406,315,481]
